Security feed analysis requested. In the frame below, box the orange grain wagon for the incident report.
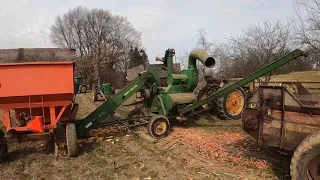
[0,62,79,158]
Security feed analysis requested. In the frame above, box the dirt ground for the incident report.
[0,93,291,180]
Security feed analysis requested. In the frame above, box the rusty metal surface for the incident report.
[242,109,260,142]
[242,85,320,151]
[279,88,285,149]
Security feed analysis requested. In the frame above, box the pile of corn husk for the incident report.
[173,127,270,170]
[78,126,129,144]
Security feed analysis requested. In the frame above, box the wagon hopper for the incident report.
[242,85,320,179]
[0,62,78,158]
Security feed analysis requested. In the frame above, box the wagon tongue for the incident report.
[27,117,44,133]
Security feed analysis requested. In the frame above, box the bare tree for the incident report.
[195,29,214,78]
[220,19,295,83]
[293,0,320,67]
[110,15,142,73]
[50,6,143,87]
[50,16,73,48]
[174,52,189,70]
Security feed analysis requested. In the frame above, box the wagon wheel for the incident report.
[147,115,170,139]
[127,108,145,125]
[0,130,8,160]
[66,123,78,157]
[53,123,67,158]
[217,88,246,120]
[291,131,320,180]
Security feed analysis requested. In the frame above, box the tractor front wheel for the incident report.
[147,115,170,139]
[66,123,78,157]
[0,130,8,160]
[197,85,220,113]
[197,85,214,111]
[80,85,87,93]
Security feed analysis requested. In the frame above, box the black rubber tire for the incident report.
[127,108,145,125]
[54,141,59,158]
[66,123,78,157]
[0,130,8,160]
[147,115,170,139]
[216,88,246,120]
[290,131,320,180]
[92,91,98,102]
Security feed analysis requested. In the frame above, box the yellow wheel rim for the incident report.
[250,103,257,109]
[81,86,86,92]
[154,121,167,135]
[201,94,209,109]
[226,90,245,116]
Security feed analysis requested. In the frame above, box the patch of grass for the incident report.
[88,147,108,166]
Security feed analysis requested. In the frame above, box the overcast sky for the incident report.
[0,0,295,63]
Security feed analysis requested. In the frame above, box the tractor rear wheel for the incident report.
[147,115,170,139]
[66,123,78,157]
[291,131,320,180]
[0,130,8,160]
[217,88,246,120]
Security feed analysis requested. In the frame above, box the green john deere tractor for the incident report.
[196,74,248,120]
[74,77,87,93]
[92,83,115,102]
[196,73,258,120]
